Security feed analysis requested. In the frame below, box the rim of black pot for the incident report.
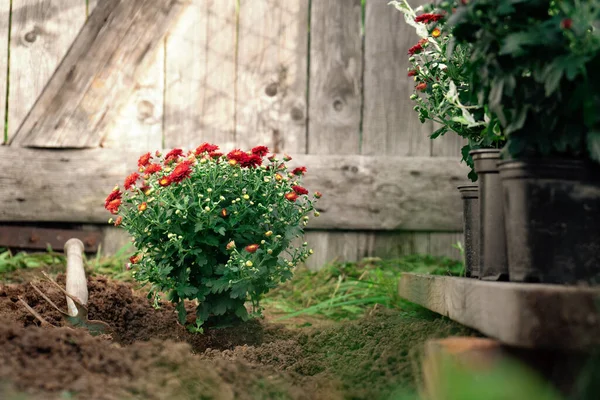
[469,148,501,160]
[497,158,600,181]
[456,184,478,191]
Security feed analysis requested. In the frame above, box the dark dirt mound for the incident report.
[0,275,474,400]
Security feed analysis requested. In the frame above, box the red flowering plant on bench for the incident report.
[105,144,321,332]
[391,0,505,181]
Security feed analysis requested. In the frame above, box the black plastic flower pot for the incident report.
[470,149,509,281]
[457,184,480,278]
[498,158,600,284]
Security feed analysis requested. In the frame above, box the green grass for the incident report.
[263,254,464,322]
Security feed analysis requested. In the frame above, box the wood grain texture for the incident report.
[398,273,600,350]
[100,44,165,151]
[429,232,462,259]
[0,147,467,230]
[307,0,362,155]
[0,1,9,142]
[7,0,86,143]
[235,0,308,153]
[362,0,431,157]
[10,0,188,148]
[163,0,236,150]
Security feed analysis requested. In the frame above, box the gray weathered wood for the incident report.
[164,0,236,150]
[0,147,467,230]
[10,0,189,148]
[398,273,600,350]
[0,1,9,143]
[307,0,362,155]
[429,232,462,259]
[362,0,432,156]
[235,0,308,153]
[7,0,86,144]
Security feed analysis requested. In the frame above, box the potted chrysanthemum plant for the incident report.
[392,0,508,280]
[449,0,600,284]
[105,144,322,332]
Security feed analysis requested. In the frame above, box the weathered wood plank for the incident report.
[99,44,165,150]
[0,1,9,143]
[398,273,600,350]
[7,0,86,144]
[429,232,462,260]
[10,0,189,148]
[164,0,236,150]
[0,224,102,252]
[362,0,431,156]
[235,0,308,153]
[431,122,465,157]
[0,147,467,230]
[307,0,362,155]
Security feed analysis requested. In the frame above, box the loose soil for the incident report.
[0,273,474,400]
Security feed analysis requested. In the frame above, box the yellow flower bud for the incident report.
[243,194,250,200]
[246,261,253,267]
[265,231,273,237]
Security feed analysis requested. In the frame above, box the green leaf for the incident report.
[430,126,447,139]
[194,221,204,233]
[175,301,187,325]
[587,131,600,162]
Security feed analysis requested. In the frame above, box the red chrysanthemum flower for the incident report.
[124,172,140,190]
[408,69,419,77]
[284,192,298,202]
[240,154,262,168]
[561,18,572,30]
[138,202,148,211]
[283,154,292,161]
[314,191,322,199]
[159,176,171,187]
[104,189,123,214]
[408,38,428,56]
[292,185,308,195]
[245,244,259,253]
[227,149,246,162]
[138,152,152,168]
[414,13,445,24]
[168,160,193,183]
[292,166,307,176]
[195,142,220,155]
[144,163,162,174]
[164,148,184,164]
[140,185,150,194]
[268,154,277,161]
[130,254,142,264]
[221,208,228,217]
[114,216,123,226]
[251,146,269,157]
[209,151,223,159]
[416,82,427,91]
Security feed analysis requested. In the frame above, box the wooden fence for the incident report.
[0,0,467,269]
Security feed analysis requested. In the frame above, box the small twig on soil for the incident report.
[17,296,56,328]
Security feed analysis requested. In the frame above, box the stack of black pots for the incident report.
[458,150,600,285]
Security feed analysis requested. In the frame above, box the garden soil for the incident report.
[0,274,473,400]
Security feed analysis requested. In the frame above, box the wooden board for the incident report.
[6,0,86,143]
[163,0,236,150]
[0,147,467,230]
[0,224,101,252]
[9,0,189,148]
[362,0,431,156]
[235,0,308,153]
[398,273,600,350]
[0,1,9,143]
[307,0,362,155]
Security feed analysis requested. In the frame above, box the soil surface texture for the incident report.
[0,274,473,400]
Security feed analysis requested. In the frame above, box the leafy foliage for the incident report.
[106,145,320,330]
[391,0,506,181]
[448,0,600,161]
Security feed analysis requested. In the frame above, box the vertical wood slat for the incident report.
[362,0,431,157]
[90,0,165,151]
[164,0,237,151]
[307,0,362,155]
[0,1,9,143]
[235,0,308,154]
[7,0,87,143]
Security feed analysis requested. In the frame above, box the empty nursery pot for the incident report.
[499,158,600,284]
[457,184,480,278]
[470,149,509,281]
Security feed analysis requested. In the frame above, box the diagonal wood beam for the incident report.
[9,0,190,148]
